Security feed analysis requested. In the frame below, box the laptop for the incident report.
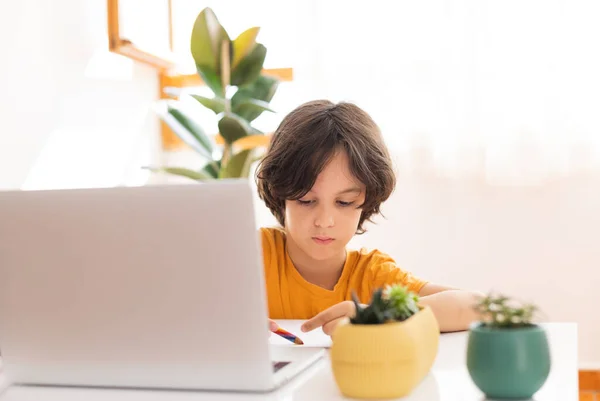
[0,180,325,392]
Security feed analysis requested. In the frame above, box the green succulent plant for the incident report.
[350,285,421,325]
[150,7,279,181]
[385,285,420,321]
[474,292,538,328]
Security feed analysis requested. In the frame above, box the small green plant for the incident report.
[350,285,420,325]
[474,292,537,328]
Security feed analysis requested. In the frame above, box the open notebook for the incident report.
[270,320,332,348]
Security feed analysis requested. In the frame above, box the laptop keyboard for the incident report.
[272,361,291,372]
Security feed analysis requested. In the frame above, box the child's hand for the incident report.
[300,301,356,336]
[268,319,278,331]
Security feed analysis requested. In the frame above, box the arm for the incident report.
[418,283,484,332]
[301,284,483,335]
[301,257,484,335]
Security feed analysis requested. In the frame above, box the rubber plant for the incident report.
[150,7,279,181]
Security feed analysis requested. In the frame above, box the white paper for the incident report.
[269,319,332,348]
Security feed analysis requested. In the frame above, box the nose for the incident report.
[314,204,334,228]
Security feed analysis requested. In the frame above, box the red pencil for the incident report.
[272,326,304,345]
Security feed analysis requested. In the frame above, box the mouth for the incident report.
[312,236,334,245]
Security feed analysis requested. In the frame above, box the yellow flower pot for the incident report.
[330,306,440,399]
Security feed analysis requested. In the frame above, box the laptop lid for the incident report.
[0,180,277,391]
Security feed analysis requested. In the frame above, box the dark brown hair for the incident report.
[255,100,395,234]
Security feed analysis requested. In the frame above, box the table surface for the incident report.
[0,322,578,401]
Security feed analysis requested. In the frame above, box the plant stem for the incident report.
[221,40,231,114]
[222,144,231,167]
[210,160,220,173]
[220,39,232,168]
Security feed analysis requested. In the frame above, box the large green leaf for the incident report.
[190,8,230,97]
[195,64,224,98]
[231,75,279,122]
[231,44,266,87]
[144,166,214,181]
[154,101,215,164]
[235,75,279,102]
[218,113,252,144]
[191,94,226,115]
[232,27,260,69]
[219,149,255,178]
[201,160,220,178]
[161,101,215,156]
[232,98,274,121]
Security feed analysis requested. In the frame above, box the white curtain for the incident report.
[167,0,600,186]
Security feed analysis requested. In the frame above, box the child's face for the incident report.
[284,150,366,261]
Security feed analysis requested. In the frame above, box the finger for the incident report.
[301,306,343,333]
[269,319,278,331]
[323,317,347,336]
[301,302,353,332]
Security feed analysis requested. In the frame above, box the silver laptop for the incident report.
[0,180,325,392]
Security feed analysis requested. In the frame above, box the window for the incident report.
[107,0,294,150]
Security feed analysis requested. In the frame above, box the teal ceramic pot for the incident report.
[467,322,551,399]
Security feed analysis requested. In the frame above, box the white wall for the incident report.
[0,0,160,190]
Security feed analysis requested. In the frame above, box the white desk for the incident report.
[0,323,578,401]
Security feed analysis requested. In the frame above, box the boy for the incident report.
[256,100,482,335]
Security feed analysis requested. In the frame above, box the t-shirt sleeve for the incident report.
[365,250,429,296]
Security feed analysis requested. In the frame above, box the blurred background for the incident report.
[1,0,599,366]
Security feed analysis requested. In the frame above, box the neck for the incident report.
[285,236,346,290]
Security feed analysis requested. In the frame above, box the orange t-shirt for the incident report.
[260,227,428,319]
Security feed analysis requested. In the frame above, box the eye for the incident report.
[337,201,355,207]
[297,199,314,206]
